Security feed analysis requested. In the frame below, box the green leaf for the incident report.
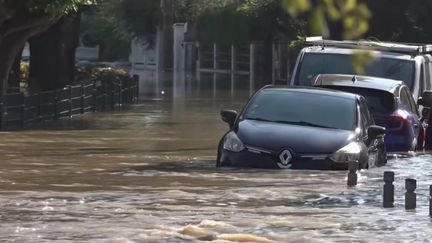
[282,0,311,17]
[350,50,374,75]
[308,8,328,37]
[344,0,357,13]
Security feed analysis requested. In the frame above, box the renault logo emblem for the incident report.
[279,150,292,165]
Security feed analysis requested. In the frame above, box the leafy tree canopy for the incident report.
[27,0,95,14]
[281,0,370,39]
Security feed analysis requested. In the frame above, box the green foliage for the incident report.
[20,61,30,89]
[197,4,251,45]
[350,50,374,75]
[81,0,162,60]
[196,0,306,44]
[117,0,159,37]
[288,35,305,49]
[75,64,129,84]
[20,61,29,83]
[81,3,132,61]
[246,0,306,40]
[174,0,231,22]
[282,0,371,39]
[238,0,283,16]
[367,0,432,43]
[9,0,96,15]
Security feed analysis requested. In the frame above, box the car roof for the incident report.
[301,46,416,61]
[304,38,432,55]
[261,85,360,101]
[312,74,404,94]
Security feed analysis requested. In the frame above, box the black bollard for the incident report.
[405,179,417,210]
[429,185,432,217]
[383,171,395,208]
[347,161,359,187]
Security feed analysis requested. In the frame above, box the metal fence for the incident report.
[0,75,139,129]
[192,42,258,95]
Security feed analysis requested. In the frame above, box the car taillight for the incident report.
[387,116,407,130]
[375,110,409,131]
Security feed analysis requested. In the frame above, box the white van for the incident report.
[290,37,432,101]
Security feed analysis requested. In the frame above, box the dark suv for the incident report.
[313,74,422,151]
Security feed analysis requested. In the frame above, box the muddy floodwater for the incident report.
[1,78,432,242]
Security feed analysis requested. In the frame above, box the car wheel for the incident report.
[410,137,418,151]
[418,126,425,150]
[330,163,348,170]
[216,140,224,167]
[364,157,372,169]
[359,153,369,169]
[377,145,387,166]
[216,149,222,167]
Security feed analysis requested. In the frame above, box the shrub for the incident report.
[20,61,29,89]
[75,64,130,86]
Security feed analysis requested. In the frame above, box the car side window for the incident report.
[401,87,418,114]
[420,63,425,96]
[425,64,430,90]
[364,99,373,125]
[424,56,432,90]
[400,88,413,112]
[405,87,419,115]
[359,99,370,133]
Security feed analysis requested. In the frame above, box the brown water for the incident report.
[1,79,432,242]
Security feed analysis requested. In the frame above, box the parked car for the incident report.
[216,86,387,170]
[290,37,432,102]
[313,74,424,151]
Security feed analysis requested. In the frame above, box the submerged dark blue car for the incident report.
[313,74,422,151]
[217,86,387,170]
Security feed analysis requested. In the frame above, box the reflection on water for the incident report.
[1,71,432,242]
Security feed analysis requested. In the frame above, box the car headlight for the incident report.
[223,131,245,152]
[329,142,361,163]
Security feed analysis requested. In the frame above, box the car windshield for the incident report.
[243,90,356,130]
[295,53,415,90]
[320,86,396,114]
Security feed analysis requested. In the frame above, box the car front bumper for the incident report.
[218,147,345,170]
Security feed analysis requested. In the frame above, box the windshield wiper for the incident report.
[274,120,339,129]
[246,118,339,129]
[245,117,274,122]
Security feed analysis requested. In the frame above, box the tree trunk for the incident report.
[0,13,61,95]
[8,45,24,92]
[158,0,173,71]
[0,35,27,94]
[29,13,81,91]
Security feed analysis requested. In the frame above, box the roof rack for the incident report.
[305,36,432,55]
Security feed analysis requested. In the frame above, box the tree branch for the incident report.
[1,14,61,38]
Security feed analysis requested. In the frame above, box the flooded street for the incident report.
[1,76,432,242]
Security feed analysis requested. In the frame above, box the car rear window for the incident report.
[295,53,415,90]
[243,90,356,131]
[320,86,396,114]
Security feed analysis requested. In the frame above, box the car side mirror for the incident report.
[220,110,237,128]
[420,90,432,107]
[368,125,386,139]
